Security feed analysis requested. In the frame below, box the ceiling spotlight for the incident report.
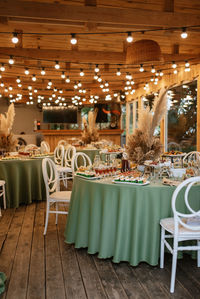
[16,76,21,83]
[55,61,60,69]
[12,32,19,44]
[71,33,77,45]
[94,64,99,73]
[9,55,14,65]
[181,27,188,39]
[32,74,36,81]
[61,71,65,79]
[116,68,121,76]
[65,76,70,83]
[80,69,84,76]
[0,64,5,72]
[139,64,144,72]
[126,32,133,43]
[172,61,177,69]
[151,65,156,73]
[25,68,29,75]
[41,68,46,75]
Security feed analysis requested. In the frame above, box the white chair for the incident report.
[160,176,200,293]
[42,158,71,235]
[71,152,92,176]
[54,144,65,166]
[40,141,50,154]
[58,140,67,147]
[0,180,6,217]
[183,151,200,164]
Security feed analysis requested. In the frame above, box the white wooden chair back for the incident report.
[172,176,200,232]
[40,141,50,154]
[54,144,64,165]
[183,151,200,164]
[71,152,92,175]
[42,158,58,197]
[64,145,76,167]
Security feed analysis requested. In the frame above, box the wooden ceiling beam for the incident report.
[0,47,199,64]
[0,1,200,27]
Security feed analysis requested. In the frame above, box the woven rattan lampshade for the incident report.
[126,39,162,64]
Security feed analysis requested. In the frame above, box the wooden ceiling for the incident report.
[0,0,200,106]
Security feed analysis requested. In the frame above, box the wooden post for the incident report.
[197,77,200,151]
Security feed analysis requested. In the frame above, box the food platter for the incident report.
[75,173,102,180]
[112,179,150,186]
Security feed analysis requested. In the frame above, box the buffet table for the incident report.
[0,158,46,208]
[64,176,200,266]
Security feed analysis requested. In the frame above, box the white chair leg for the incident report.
[55,202,58,225]
[44,201,50,235]
[2,184,6,209]
[170,247,178,293]
[160,227,165,268]
[197,240,200,267]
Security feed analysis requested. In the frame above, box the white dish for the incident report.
[112,180,150,186]
[75,174,102,180]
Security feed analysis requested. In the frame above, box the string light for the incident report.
[12,32,19,44]
[25,68,29,75]
[28,85,32,90]
[55,61,60,69]
[0,64,5,72]
[0,82,4,87]
[97,76,102,82]
[16,76,21,83]
[8,86,13,91]
[71,33,77,45]
[159,70,164,76]
[126,32,133,43]
[80,69,84,76]
[185,60,190,67]
[65,76,70,83]
[48,80,52,86]
[94,73,98,80]
[8,55,14,64]
[181,27,188,39]
[174,69,178,74]
[74,82,78,89]
[139,64,144,72]
[172,61,177,68]
[32,74,36,81]
[61,71,65,79]
[151,65,156,73]
[78,81,82,87]
[41,67,46,75]
[116,68,121,76]
[94,64,99,73]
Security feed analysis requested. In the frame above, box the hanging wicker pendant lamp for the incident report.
[126,39,162,64]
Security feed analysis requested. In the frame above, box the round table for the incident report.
[0,158,46,208]
[64,176,200,266]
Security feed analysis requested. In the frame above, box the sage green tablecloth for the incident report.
[64,177,200,266]
[0,272,6,295]
[0,159,46,208]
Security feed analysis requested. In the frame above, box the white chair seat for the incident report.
[50,191,71,201]
[56,165,72,173]
[160,217,200,235]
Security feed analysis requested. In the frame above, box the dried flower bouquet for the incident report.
[82,109,99,144]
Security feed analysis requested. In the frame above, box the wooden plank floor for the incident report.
[0,202,200,299]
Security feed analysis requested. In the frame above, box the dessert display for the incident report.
[113,175,149,185]
[163,151,185,156]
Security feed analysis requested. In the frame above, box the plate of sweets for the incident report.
[75,166,102,180]
[113,175,150,186]
[162,151,185,157]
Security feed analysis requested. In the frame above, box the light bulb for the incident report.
[139,64,144,72]
[0,64,5,72]
[74,83,78,89]
[174,69,178,74]
[0,82,4,87]
[12,32,19,44]
[9,56,14,64]
[48,80,52,86]
[41,68,46,75]
[16,77,21,83]
[126,32,133,43]
[61,71,65,79]
[94,73,98,80]
[32,74,36,81]
[94,64,99,73]
[172,61,177,69]
[185,61,190,67]
[105,81,109,87]
[55,61,60,69]
[181,27,188,39]
[159,70,163,76]
[80,69,84,76]
[116,68,121,76]
[28,86,32,90]
[78,81,82,87]
[9,86,13,90]
[25,68,29,75]
[151,65,156,73]
[65,76,70,83]
[71,33,77,45]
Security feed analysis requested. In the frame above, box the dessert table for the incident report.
[0,158,46,208]
[64,176,200,266]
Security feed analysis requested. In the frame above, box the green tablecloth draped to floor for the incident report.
[0,272,6,294]
[64,176,200,266]
[0,159,46,208]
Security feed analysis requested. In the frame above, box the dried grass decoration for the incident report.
[82,108,99,144]
[0,103,17,152]
[126,89,167,164]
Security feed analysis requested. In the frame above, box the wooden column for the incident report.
[197,77,200,151]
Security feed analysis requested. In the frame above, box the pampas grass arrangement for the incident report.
[126,88,167,164]
[0,103,17,151]
[82,109,99,144]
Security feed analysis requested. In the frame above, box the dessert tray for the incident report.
[113,176,150,186]
[75,172,102,180]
